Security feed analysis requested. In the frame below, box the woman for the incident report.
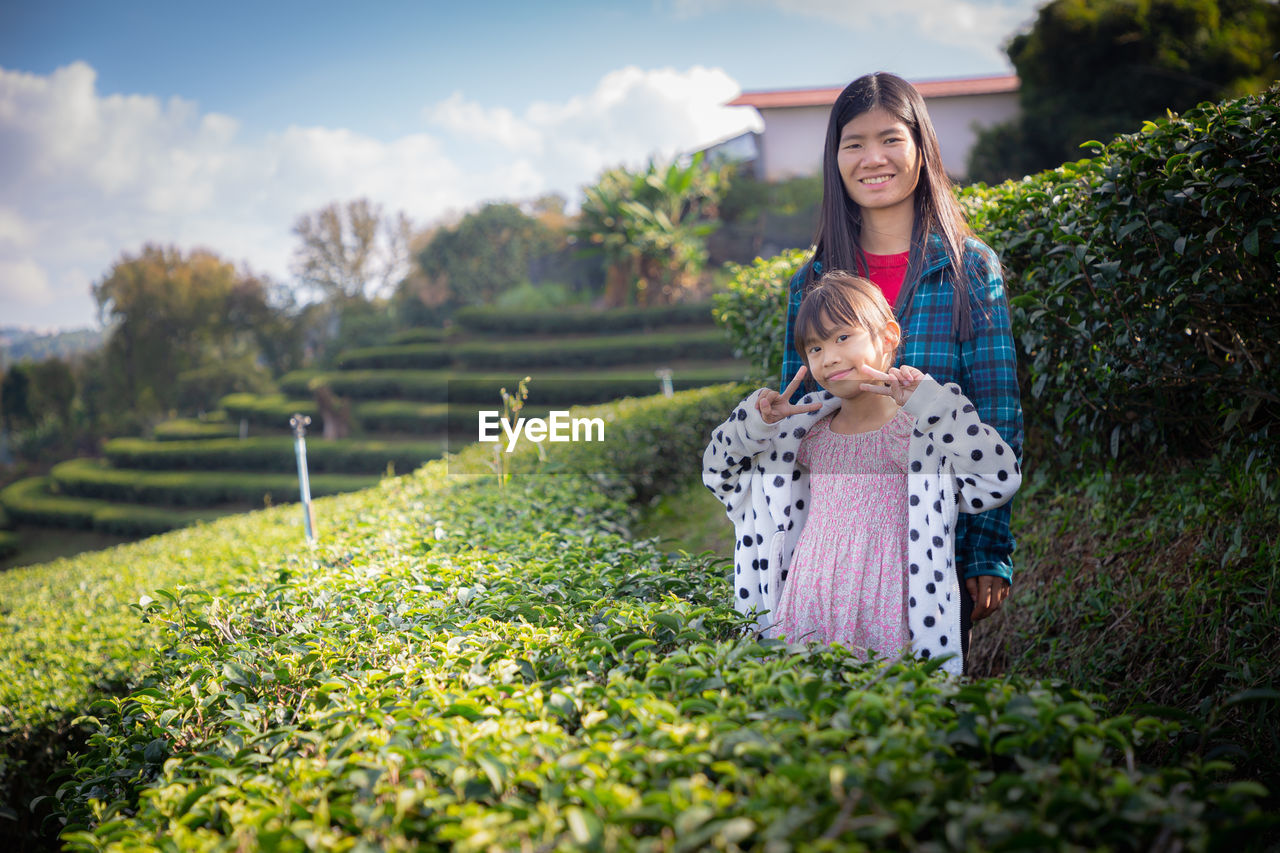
[779,72,1023,668]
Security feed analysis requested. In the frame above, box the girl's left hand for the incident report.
[861,365,925,406]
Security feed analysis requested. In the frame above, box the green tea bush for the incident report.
[278,367,745,404]
[104,437,443,474]
[220,393,318,429]
[0,476,226,535]
[0,508,302,847]
[388,326,450,344]
[151,418,238,441]
[973,441,1280,791]
[50,459,378,507]
[33,445,1271,850]
[454,301,713,335]
[961,86,1279,463]
[712,249,809,384]
[452,329,733,370]
[3,388,1275,850]
[335,343,452,371]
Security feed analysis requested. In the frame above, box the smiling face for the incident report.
[803,321,900,399]
[837,107,922,215]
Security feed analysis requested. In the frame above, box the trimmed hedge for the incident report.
[5,388,1261,850]
[451,329,733,370]
[152,418,239,442]
[103,437,443,475]
[277,364,747,404]
[960,86,1279,462]
[388,326,450,344]
[335,342,452,371]
[0,477,228,536]
[453,301,713,335]
[50,459,379,507]
[220,393,317,428]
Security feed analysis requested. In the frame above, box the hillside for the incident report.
[0,387,1274,850]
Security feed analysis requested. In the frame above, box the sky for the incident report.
[0,0,1043,331]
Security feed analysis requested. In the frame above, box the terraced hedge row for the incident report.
[453,301,713,335]
[151,418,238,441]
[104,437,443,475]
[335,342,453,371]
[0,477,227,536]
[50,459,379,507]
[0,387,1269,850]
[276,365,745,404]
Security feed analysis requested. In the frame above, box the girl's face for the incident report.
[803,320,900,399]
[837,107,921,215]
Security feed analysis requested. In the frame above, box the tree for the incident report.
[0,365,32,432]
[26,359,76,427]
[292,198,412,302]
[573,153,728,307]
[968,0,1280,183]
[92,245,280,417]
[407,202,561,314]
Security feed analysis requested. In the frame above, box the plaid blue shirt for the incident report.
[781,235,1024,582]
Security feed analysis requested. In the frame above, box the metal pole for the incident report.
[290,414,315,542]
[655,368,674,398]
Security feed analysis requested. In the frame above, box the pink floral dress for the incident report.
[769,408,914,659]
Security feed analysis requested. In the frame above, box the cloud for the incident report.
[428,65,762,190]
[0,258,54,308]
[663,0,1040,60]
[0,61,756,329]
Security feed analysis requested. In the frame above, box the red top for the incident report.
[863,251,910,307]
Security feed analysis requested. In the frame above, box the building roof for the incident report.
[728,74,1019,109]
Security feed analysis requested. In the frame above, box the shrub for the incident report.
[50,459,379,507]
[219,393,317,430]
[0,476,227,535]
[279,367,747,404]
[972,442,1280,791]
[388,327,449,344]
[960,86,1280,464]
[335,343,452,371]
[712,249,809,384]
[453,301,713,335]
[152,418,238,441]
[103,437,443,475]
[452,329,733,370]
[0,388,1274,850]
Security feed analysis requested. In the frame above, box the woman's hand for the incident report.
[758,367,824,424]
[860,365,925,406]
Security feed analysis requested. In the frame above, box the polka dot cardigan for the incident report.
[702,377,1021,675]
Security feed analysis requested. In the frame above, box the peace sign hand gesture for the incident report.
[860,365,926,406]
[757,367,825,424]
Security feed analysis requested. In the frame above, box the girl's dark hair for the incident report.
[794,271,898,365]
[808,71,977,339]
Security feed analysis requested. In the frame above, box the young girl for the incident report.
[703,272,1020,675]
[781,71,1024,654]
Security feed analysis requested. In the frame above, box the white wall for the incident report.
[758,91,1020,181]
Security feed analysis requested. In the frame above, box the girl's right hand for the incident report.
[758,367,824,424]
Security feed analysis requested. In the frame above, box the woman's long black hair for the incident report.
[807,72,978,340]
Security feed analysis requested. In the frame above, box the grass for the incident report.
[633,476,734,559]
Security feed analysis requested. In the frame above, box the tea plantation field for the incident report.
[0,386,1273,851]
[0,302,743,568]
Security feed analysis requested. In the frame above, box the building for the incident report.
[726,74,1020,182]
